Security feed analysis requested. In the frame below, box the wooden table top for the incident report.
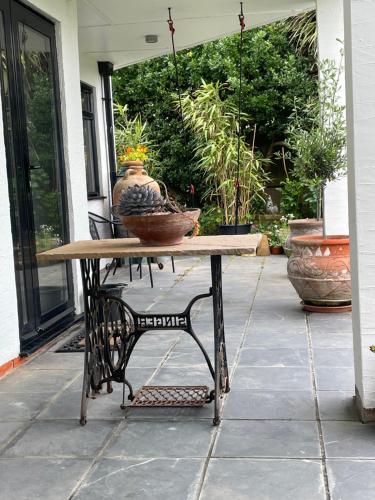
[37,234,262,261]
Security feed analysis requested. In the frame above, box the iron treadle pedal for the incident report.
[131,385,210,407]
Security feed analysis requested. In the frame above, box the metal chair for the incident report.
[88,212,155,287]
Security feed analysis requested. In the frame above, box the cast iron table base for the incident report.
[79,255,229,426]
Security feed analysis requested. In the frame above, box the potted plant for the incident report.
[113,103,160,205]
[180,82,268,235]
[279,177,323,257]
[285,55,350,312]
[118,184,200,246]
[267,222,284,255]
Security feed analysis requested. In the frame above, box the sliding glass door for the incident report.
[0,0,73,351]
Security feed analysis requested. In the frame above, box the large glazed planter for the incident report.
[113,161,160,206]
[287,235,351,312]
[284,219,323,257]
[121,209,200,246]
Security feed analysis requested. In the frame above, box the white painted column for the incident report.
[0,93,21,366]
[344,0,375,420]
[316,0,349,236]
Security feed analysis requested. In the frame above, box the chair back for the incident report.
[88,212,116,240]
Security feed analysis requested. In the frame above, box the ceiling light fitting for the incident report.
[145,34,158,44]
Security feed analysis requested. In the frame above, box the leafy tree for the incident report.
[113,20,317,204]
[285,56,346,221]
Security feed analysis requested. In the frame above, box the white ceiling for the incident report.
[77,0,314,69]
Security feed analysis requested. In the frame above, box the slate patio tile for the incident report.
[69,367,157,391]
[4,419,118,458]
[251,309,304,322]
[163,348,238,369]
[246,319,306,335]
[0,368,81,393]
[74,457,204,500]
[0,391,55,421]
[238,347,308,367]
[0,421,26,450]
[317,391,358,421]
[308,314,352,331]
[125,355,165,369]
[0,457,90,500]
[223,390,316,420]
[150,365,214,387]
[313,348,354,367]
[213,420,320,458]
[26,352,84,370]
[327,459,375,500]
[37,389,125,420]
[105,420,214,458]
[315,366,355,391]
[323,421,375,458]
[200,458,325,500]
[124,403,214,420]
[310,331,353,348]
[243,330,308,348]
[231,366,311,391]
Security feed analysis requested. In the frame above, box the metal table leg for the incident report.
[80,258,101,425]
[211,255,230,425]
[79,255,230,426]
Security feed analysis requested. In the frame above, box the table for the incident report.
[38,234,262,425]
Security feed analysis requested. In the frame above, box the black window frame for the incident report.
[81,81,101,198]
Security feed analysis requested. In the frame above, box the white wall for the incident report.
[316,0,349,236]
[344,0,375,417]
[0,93,21,366]
[25,0,89,313]
[80,53,112,226]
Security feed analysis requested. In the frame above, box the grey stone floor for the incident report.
[0,255,369,500]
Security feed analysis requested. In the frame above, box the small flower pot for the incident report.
[219,223,252,235]
[270,246,283,255]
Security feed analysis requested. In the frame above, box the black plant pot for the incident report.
[219,223,252,235]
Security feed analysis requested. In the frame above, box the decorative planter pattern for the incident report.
[287,235,351,309]
[284,219,323,257]
[113,161,160,206]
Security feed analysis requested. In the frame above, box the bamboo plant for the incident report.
[180,81,268,225]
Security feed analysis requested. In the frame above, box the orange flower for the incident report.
[126,146,134,154]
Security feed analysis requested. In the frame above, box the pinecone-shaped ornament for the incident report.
[118,184,166,216]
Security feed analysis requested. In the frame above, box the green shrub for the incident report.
[279,177,318,219]
[199,207,223,235]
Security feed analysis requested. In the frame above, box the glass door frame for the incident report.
[0,0,74,352]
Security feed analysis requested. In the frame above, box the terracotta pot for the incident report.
[284,219,323,257]
[113,161,160,206]
[121,209,201,246]
[287,235,351,309]
[270,246,283,255]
